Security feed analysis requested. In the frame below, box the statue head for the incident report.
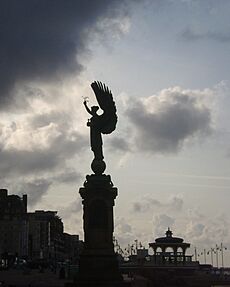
[91,106,99,115]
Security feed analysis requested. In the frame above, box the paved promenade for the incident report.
[0,269,71,287]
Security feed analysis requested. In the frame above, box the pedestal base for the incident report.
[75,253,123,285]
[76,173,126,287]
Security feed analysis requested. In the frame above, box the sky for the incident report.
[1,0,230,266]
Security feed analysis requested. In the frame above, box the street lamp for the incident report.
[218,243,227,268]
[207,248,215,266]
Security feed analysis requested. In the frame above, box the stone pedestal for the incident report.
[76,173,124,286]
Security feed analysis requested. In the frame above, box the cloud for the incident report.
[183,213,230,247]
[0,0,137,209]
[114,217,134,246]
[181,27,230,43]
[6,166,82,207]
[0,127,85,205]
[0,121,87,178]
[130,196,183,244]
[132,195,183,214]
[186,222,205,239]
[52,169,82,184]
[126,86,214,153]
[59,200,82,218]
[0,86,86,205]
[0,0,133,108]
[117,193,230,252]
[13,178,52,206]
[171,196,184,211]
[108,136,131,153]
[133,197,163,213]
[153,214,175,237]
[0,83,89,179]
[57,200,83,235]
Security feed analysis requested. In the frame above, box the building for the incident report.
[0,189,82,266]
[121,229,222,287]
[149,228,193,265]
[28,210,64,262]
[0,189,28,262]
[63,233,83,264]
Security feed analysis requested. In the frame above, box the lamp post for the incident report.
[194,247,197,261]
[199,249,207,264]
[207,248,214,266]
[135,239,138,254]
[204,249,207,264]
[219,243,227,268]
[221,243,224,268]
[216,244,219,268]
[211,248,214,266]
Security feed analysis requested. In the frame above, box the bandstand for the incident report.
[149,228,192,265]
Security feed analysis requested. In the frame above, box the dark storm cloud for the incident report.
[126,88,212,153]
[0,0,132,108]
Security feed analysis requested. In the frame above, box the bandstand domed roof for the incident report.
[155,228,184,244]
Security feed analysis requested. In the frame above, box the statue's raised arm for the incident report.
[84,81,117,174]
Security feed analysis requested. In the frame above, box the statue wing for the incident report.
[91,81,117,134]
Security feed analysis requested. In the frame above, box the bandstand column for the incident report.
[173,246,178,264]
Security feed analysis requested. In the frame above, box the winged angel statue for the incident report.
[84,81,117,162]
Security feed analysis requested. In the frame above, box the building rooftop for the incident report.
[155,228,184,244]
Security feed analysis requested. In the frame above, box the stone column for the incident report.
[76,173,124,286]
[182,247,186,263]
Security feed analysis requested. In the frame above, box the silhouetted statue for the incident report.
[84,81,117,163]
[78,82,123,285]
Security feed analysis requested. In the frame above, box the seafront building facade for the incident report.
[0,189,82,265]
[27,210,64,261]
[0,189,28,259]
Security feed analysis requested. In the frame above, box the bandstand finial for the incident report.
[166,227,173,237]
